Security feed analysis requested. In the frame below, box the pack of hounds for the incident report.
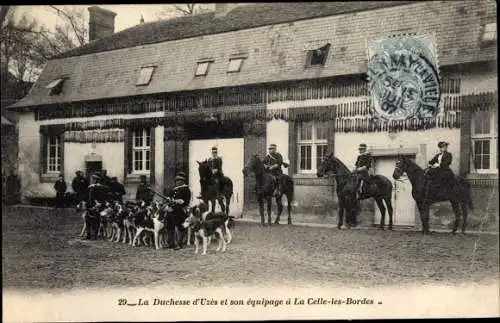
[76,199,235,255]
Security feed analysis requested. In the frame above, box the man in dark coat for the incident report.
[166,174,192,250]
[263,144,289,196]
[109,177,126,203]
[426,141,455,186]
[88,175,110,206]
[54,173,67,209]
[100,169,111,187]
[72,171,89,204]
[5,170,21,205]
[353,143,374,199]
[135,175,153,204]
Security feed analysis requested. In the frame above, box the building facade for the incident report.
[10,1,498,230]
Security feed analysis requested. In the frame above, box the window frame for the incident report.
[305,43,331,68]
[471,108,498,174]
[46,78,66,96]
[296,121,328,174]
[227,57,245,73]
[46,134,62,174]
[195,61,211,76]
[136,66,155,86]
[131,128,151,174]
[481,22,497,43]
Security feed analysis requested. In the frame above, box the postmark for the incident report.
[367,35,442,121]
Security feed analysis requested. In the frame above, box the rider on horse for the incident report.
[204,146,224,198]
[263,143,289,197]
[425,141,455,190]
[353,143,374,200]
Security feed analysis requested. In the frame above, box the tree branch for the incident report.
[49,5,86,46]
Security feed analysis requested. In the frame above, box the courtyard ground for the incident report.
[2,205,498,291]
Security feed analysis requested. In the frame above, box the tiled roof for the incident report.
[55,2,413,59]
[10,0,496,109]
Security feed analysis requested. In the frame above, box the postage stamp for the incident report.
[367,34,442,121]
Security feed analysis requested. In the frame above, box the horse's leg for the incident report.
[375,199,386,230]
[258,197,265,225]
[337,198,344,229]
[460,202,468,234]
[274,196,283,225]
[266,197,273,225]
[225,194,232,216]
[286,193,292,225]
[421,204,431,234]
[384,197,394,230]
[450,200,462,235]
[218,197,226,215]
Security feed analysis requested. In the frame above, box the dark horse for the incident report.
[197,160,234,215]
[317,154,394,230]
[242,155,294,225]
[392,156,473,235]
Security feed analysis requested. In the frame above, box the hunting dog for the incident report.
[131,201,167,250]
[186,202,234,246]
[182,202,235,255]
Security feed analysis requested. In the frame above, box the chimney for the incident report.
[214,3,244,18]
[88,6,117,42]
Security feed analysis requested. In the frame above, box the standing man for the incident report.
[88,174,109,206]
[100,169,111,187]
[54,173,67,209]
[353,143,373,200]
[263,144,289,197]
[166,174,192,250]
[72,171,89,204]
[136,175,153,204]
[109,177,126,203]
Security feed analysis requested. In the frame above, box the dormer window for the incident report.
[195,59,214,77]
[46,78,66,96]
[227,57,245,73]
[481,22,497,44]
[136,66,155,86]
[305,43,331,68]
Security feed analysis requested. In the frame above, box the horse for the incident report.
[242,154,294,225]
[392,156,473,235]
[317,153,394,230]
[197,160,234,215]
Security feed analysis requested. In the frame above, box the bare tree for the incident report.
[155,3,214,20]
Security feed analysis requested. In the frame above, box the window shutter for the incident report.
[459,108,472,177]
[150,127,155,184]
[124,128,133,176]
[40,133,48,175]
[288,121,297,174]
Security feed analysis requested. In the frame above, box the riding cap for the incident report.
[358,143,367,150]
[211,146,218,151]
[176,171,187,178]
[437,141,449,148]
[91,174,101,180]
[175,175,186,182]
[75,170,83,175]
[269,144,277,149]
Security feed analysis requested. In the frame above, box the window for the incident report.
[195,61,211,76]
[471,108,498,173]
[47,135,62,173]
[136,66,155,86]
[306,43,330,67]
[132,128,151,173]
[46,78,65,96]
[481,22,497,43]
[297,121,328,173]
[227,58,245,73]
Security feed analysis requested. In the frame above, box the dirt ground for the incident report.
[2,205,498,291]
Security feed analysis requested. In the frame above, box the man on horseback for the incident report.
[425,141,455,190]
[353,143,373,200]
[203,146,224,198]
[263,143,289,197]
